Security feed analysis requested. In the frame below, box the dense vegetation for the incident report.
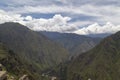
[67,31,120,80]
[0,42,40,80]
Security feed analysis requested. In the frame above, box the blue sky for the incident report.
[0,0,120,34]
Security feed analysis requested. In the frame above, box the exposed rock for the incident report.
[7,75,15,80]
[0,71,7,80]
[19,75,29,80]
[51,76,57,80]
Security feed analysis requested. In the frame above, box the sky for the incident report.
[0,0,120,34]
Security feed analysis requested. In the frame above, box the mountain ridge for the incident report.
[0,22,68,73]
[67,31,120,80]
[40,31,101,57]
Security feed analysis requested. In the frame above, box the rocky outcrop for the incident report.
[51,76,57,80]
[0,71,7,80]
[0,64,30,80]
[0,64,7,80]
[19,75,29,80]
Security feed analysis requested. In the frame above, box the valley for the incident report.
[0,22,119,80]
[0,0,119,80]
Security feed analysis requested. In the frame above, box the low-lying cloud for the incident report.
[74,22,120,35]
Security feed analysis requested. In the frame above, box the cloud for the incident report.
[5,4,120,25]
[74,22,120,35]
[79,5,120,24]
[0,9,24,24]
[0,9,120,35]
[25,16,32,21]
[25,14,78,32]
[0,9,78,32]
[9,5,85,14]
[0,0,119,27]
[0,0,119,35]
[1,0,119,7]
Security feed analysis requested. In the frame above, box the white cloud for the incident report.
[0,9,120,35]
[80,5,120,25]
[10,5,85,14]
[74,22,120,35]
[7,4,120,25]
[25,14,78,32]
[0,0,120,27]
[0,9,78,32]
[70,21,94,28]
[0,10,24,24]
[25,16,33,21]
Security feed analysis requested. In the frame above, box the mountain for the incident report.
[0,42,39,80]
[87,33,111,38]
[40,31,101,57]
[67,31,120,80]
[0,22,68,72]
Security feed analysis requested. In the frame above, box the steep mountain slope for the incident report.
[67,31,120,80]
[0,22,68,71]
[40,31,101,57]
[0,42,39,80]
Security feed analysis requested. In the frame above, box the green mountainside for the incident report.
[1,22,119,80]
[0,42,39,80]
[67,31,120,80]
[0,22,68,73]
[40,31,101,57]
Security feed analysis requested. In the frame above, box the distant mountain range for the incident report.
[67,31,120,80]
[40,31,101,57]
[87,33,111,38]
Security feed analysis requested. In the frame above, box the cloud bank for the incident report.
[74,22,120,35]
[25,14,78,32]
[0,0,119,25]
[0,0,120,36]
[0,9,120,35]
[0,9,78,32]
